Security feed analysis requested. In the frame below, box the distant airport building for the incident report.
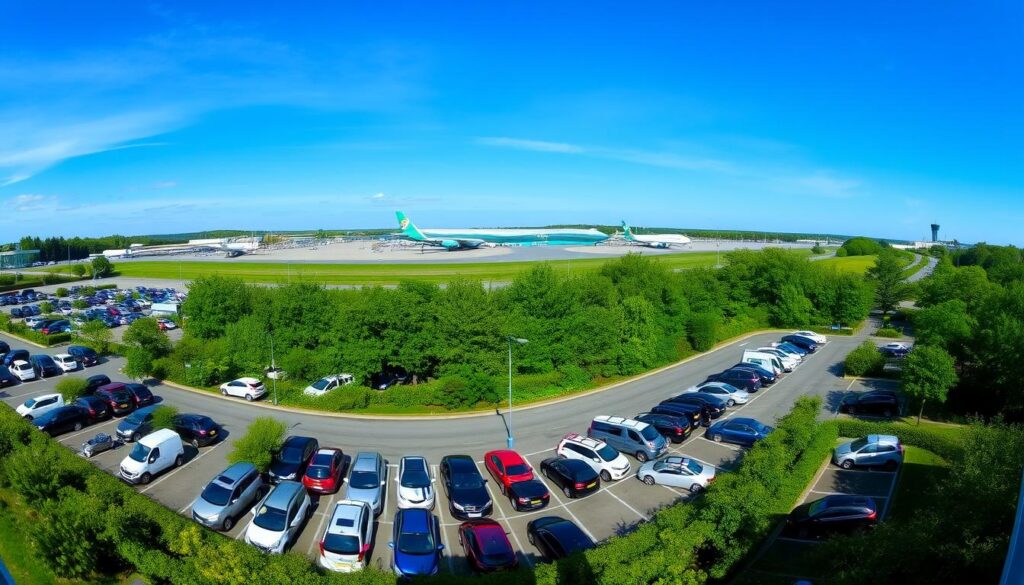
[0,248,40,269]
[101,237,260,259]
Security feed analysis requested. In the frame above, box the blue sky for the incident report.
[1,2,1021,244]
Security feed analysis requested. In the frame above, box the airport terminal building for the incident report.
[0,249,40,269]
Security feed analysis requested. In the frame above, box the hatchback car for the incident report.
[16,393,64,420]
[539,457,600,498]
[345,451,387,516]
[459,519,518,573]
[116,405,157,442]
[67,345,99,366]
[319,500,375,573]
[220,377,267,401]
[507,479,550,512]
[636,456,716,493]
[706,417,773,447]
[193,462,267,531]
[833,435,903,470]
[397,456,435,510]
[730,363,778,385]
[2,349,29,368]
[692,382,750,406]
[173,414,221,448]
[53,353,79,372]
[303,448,345,494]
[780,334,819,353]
[839,391,900,418]
[703,369,762,392]
[484,450,534,495]
[526,516,595,561]
[41,320,71,335]
[268,436,319,483]
[10,360,36,382]
[556,432,631,482]
[440,454,492,519]
[649,402,709,428]
[74,395,113,423]
[244,480,311,554]
[389,508,443,577]
[94,383,136,416]
[879,342,912,358]
[29,355,62,378]
[33,405,88,436]
[124,383,155,407]
[635,412,693,443]
[787,495,878,539]
[85,374,112,394]
[663,393,728,418]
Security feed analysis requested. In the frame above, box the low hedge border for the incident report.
[827,419,965,462]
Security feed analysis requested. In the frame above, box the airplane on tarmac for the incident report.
[621,221,691,249]
[394,211,609,250]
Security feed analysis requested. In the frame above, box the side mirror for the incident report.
[437,544,445,551]
[388,541,395,549]
[592,457,599,462]
[230,498,238,505]
[380,480,386,486]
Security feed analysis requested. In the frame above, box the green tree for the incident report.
[124,346,155,381]
[55,377,90,403]
[70,263,86,277]
[77,319,112,354]
[150,405,179,431]
[227,417,286,472]
[91,256,114,277]
[902,345,958,424]
[123,317,172,357]
[181,275,253,339]
[687,312,719,351]
[913,299,975,353]
[867,249,906,315]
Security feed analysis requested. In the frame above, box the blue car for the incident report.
[389,508,443,577]
[777,342,809,357]
[780,335,818,353]
[706,417,773,447]
[730,363,777,385]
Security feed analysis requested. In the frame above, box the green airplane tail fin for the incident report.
[396,211,427,240]
[621,220,635,240]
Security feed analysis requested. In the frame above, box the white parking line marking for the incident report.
[307,493,338,555]
[140,441,226,494]
[538,473,597,543]
[696,436,742,451]
[179,498,196,515]
[738,342,748,347]
[604,488,647,521]
[508,523,533,568]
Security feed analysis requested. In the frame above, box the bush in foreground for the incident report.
[55,378,90,402]
[150,405,179,431]
[228,417,286,473]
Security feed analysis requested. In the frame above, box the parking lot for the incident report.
[0,326,865,575]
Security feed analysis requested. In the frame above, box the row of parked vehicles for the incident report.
[0,343,99,386]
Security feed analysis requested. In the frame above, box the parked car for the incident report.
[28,355,62,378]
[319,500,375,573]
[116,405,158,442]
[244,480,311,553]
[792,330,828,344]
[220,377,267,401]
[2,349,29,368]
[156,318,177,330]
[52,353,79,372]
[85,374,112,394]
[9,307,22,318]
[706,417,774,447]
[636,456,716,493]
[33,405,88,436]
[776,341,809,357]
[649,402,709,428]
[440,454,492,519]
[634,412,693,444]
[0,366,18,388]
[833,435,904,470]
[704,368,762,392]
[193,462,268,531]
[371,367,410,391]
[16,393,64,420]
[507,479,550,512]
[41,320,71,335]
[173,414,221,448]
[74,395,113,423]
[526,516,595,562]
[539,457,600,498]
[484,450,534,495]
[662,393,727,419]
[345,451,387,516]
[459,519,518,572]
[787,495,878,539]
[879,342,912,358]
[10,360,36,382]
[95,383,136,416]
[303,374,355,397]
[588,415,668,463]
[691,382,750,406]
[125,383,155,407]
[839,391,900,418]
[780,335,819,353]
[397,456,436,510]
[0,341,9,357]
[556,432,631,482]
[269,436,319,483]
[303,448,346,494]
[389,508,443,577]
[118,428,184,484]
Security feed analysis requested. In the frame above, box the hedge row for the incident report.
[828,418,965,462]
[0,317,72,347]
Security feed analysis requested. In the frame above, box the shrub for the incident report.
[844,340,885,376]
[835,247,848,257]
[91,257,114,278]
[71,299,88,309]
[687,312,719,351]
[227,417,286,473]
[0,274,14,286]
[150,405,179,431]
[55,378,90,402]
[39,301,54,314]
[70,264,86,277]
[875,327,902,338]
[42,272,64,285]
[34,490,106,578]
[6,440,84,503]
[55,287,68,297]
[829,419,964,461]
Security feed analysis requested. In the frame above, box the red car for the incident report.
[459,519,518,572]
[302,448,345,494]
[484,450,534,495]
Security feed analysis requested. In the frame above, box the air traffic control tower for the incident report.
[931,223,940,242]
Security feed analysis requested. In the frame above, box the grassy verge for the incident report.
[901,254,929,279]
[886,445,949,522]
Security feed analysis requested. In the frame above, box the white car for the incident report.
[756,347,799,371]
[53,353,79,372]
[245,481,311,554]
[556,432,631,481]
[792,330,828,344]
[692,382,750,406]
[636,456,716,493]
[319,500,375,572]
[396,456,435,510]
[16,393,64,420]
[156,318,177,330]
[10,360,36,382]
[303,374,355,397]
[220,377,267,401]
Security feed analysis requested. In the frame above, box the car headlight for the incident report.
[451,501,465,511]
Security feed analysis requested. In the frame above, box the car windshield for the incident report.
[24,398,37,407]
[125,410,149,424]
[306,465,332,479]
[201,482,233,506]
[452,473,483,490]
[253,505,287,531]
[323,533,360,555]
[684,459,703,474]
[349,470,379,489]
[128,443,151,463]
[640,426,660,441]
[849,438,869,451]
[397,528,435,555]
[808,500,828,517]
[750,421,772,433]
[596,444,619,462]
[505,464,530,476]
[311,378,330,390]
[401,466,430,488]
[279,447,305,464]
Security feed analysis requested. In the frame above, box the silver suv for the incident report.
[193,462,267,531]
[344,452,388,516]
[833,435,903,470]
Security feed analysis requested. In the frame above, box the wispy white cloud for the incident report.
[476,137,584,154]
[477,136,734,172]
[8,193,55,212]
[371,192,386,199]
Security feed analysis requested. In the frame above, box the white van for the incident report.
[741,350,784,375]
[756,347,798,370]
[119,428,185,485]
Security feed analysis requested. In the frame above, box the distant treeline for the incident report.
[5,235,192,262]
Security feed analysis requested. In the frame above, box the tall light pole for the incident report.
[507,336,528,449]
[270,334,278,406]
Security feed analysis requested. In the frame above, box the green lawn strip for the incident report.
[886,445,949,523]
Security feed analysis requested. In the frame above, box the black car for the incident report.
[10,307,22,318]
[635,412,693,443]
[41,320,71,335]
[526,516,595,561]
[539,458,599,498]
[787,495,878,539]
[33,405,88,436]
[781,335,818,353]
[0,366,17,388]
[73,396,113,423]
[94,383,137,416]
[507,479,550,512]
[662,393,728,418]
[125,383,155,407]
[704,368,762,392]
[0,340,9,357]
[370,367,410,390]
[649,402,709,428]
[173,414,221,448]
[730,363,777,385]
[29,355,62,378]
[85,374,112,395]
[2,349,29,368]
[840,392,900,418]
[440,454,493,519]
[268,435,319,483]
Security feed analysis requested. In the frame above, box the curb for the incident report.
[159,327,793,421]
[0,329,52,350]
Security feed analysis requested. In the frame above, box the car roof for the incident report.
[353,451,382,469]
[11,360,29,367]
[327,501,365,536]
[592,415,650,431]
[265,481,304,508]
[443,454,477,472]
[235,377,261,384]
[140,428,179,446]
[867,434,900,445]
[283,435,315,448]
[53,353,72,359]
[217,462,257,483]
[821,495,875,509]
[401,456,428,471]
[486,450,526,465]
[560,432,608,451]
[397,507,430,531]
[730,417,762,426]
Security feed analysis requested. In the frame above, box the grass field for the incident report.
[32,249,803,286]
[818,255,879,274]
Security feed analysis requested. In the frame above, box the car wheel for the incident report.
[222,516,234,531]
[642,475,655,486]
[600,470,611,482]
[23,415,32,421]
[562,486,572,498]
[132,432,141,442]
[884,459,898,471]
[191,438,200,449]
[635,451,648,463]
[221,388,228,396]
[141,472,152,484]
[689,483,704,494]
[727,399,735,407]
[73,422,82,431]
[712,434,723,443]
[245,394,254,402]
[175,454,184,467]
[840,459,854,470]
[527,531,535,545]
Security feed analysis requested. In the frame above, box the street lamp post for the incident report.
[270,334,278,406]
[507,336,528,449]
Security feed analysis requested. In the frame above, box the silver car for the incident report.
[193,462,267,531]
[833,435,903,470]
[345,452,388,516]
[636,456,716,493]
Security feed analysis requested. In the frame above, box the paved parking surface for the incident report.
[0,327,868,575]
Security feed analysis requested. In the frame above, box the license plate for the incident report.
[468,512,481,518]
[119,404,127,408]
[531,499,542,505]
[587,482,597,488]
